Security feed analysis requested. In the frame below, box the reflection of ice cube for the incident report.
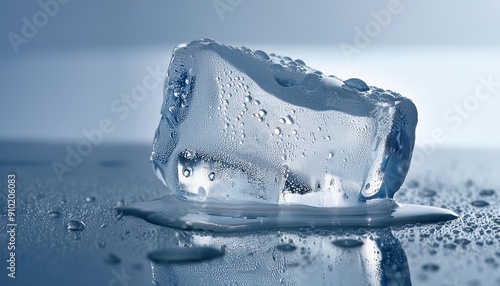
[149,228,410,285]
[152,39,417,207]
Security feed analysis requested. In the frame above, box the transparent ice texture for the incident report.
[151,39,417,208]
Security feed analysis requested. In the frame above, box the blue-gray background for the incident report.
[2,0,500,147]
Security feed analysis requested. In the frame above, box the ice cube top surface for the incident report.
[151,38,418,208]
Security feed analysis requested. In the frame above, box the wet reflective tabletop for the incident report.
[0,142,499,285]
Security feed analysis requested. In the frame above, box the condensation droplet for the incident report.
[66,220,86,231]
[183,168,192,177]
[471,200,489,207]
[332,239,363,248]
[208,172,215,181]
[48,210,60,218]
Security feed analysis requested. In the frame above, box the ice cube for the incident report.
[151,39,417,208]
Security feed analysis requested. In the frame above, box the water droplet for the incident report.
[66,220,86,231]
[48,210,60,218]
[407,180,419,188]
[454,238,471,246]
[479,189,495,196]
[198,187,207,200]
[328,152,334,158]
[85,196,96,203]
[254,50,270,60]
[422,263,439,272]
[274,127,282,135]
[365,183,371,190]
[332,238,364,248]
[184,149,195,159]
[295,59,305,65]
[244,95,252,102]
[292,130,298,135]
[279,118,286,124]
[302,75,322,93]
[471,200,489,207]
[116,199,125,207]
[276,243,297,252]
[208,172,215,181]
[258,109,267,117]
[270,64,284,73]
[443,243,457,250]
[147,247,224,263]
[183,168,192,177]
[420,188,437,198]
[104,253,121,265]
[344,78,369,92]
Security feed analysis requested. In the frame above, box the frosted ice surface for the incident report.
[151,39,417,208]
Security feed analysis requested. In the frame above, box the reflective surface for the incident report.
[1,142,499,285]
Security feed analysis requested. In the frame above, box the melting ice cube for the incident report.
[151,39,418,208]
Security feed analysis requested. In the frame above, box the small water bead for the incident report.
[479,189,495,196]
[147,247,224,263]
[443,243,457,250]
[198,187,207,200]
[302,76,322,93]
[274,128,282,135]
[183,168,192,177]
[244,95,252,102]
[344,78,370,92]
[184,149,195,159]
[66,220,86,231]
[279,118,286,124]
[422,263,440,272]
[332,238,364,248]
[471,200,489,207]
[258,109,267,117]
[270,63,284,73]
[254,50,270,60]
[407,180,420,188]
[85,196,96,203]
[420,188,437,198]
[104,253,122,265]
[208,172,215,181]
[454,238,471,246]
[276,243,297,252]
[48,210,60,218]
[295,59,305,65]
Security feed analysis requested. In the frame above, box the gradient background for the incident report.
[2,0,500,148]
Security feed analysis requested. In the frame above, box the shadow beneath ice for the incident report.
[147,227,411,285]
